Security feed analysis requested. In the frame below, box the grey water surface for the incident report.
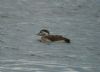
[0,0,100,72]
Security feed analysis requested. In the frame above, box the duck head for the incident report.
[37,29,50,36]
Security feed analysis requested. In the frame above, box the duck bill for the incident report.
[36,33,40,36]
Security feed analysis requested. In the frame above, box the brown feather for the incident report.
[43,35,65,41]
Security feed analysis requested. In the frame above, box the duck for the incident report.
[36,29,70,43]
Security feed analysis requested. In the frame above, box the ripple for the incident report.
[0,15,9,18]
[0,40,5,44]
[0,67,43,71]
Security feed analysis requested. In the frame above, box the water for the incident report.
[0,0,100,72]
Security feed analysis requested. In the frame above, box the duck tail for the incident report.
[64,38,71,43]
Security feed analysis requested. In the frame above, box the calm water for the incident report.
[0,0,100,72]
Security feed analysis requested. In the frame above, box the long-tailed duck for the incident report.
[37,29,70,43]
